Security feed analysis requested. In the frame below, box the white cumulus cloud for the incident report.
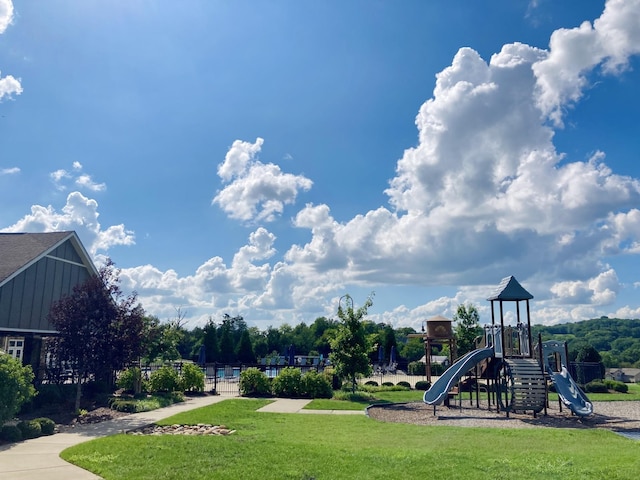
[533,0,640,125]
[0,191,134,256]
[0,166,19,175]
[213,138,313,223]
[50,164,107,193]
[0,0,13,34]
[0,72,22,101]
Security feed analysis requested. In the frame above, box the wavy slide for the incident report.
[549,366,593,417]
[423,347,494,405]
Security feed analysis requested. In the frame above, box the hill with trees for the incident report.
[533,317,640,368]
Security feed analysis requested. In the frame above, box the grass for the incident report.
[305,388,424,410]
[62,398,640,480]
[304,382,640,412]
[586,382,640,401]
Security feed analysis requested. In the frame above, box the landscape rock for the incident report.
[127,424,236,436]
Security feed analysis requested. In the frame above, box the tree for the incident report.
[249,326,269,360]
[142,315,184,363]
[453,303,482,356]
[0,354,36,425]
[329,294,374,392]
[48,259,145,411]
[202,318,220,363]
[218,318,236,363]
[236,329,256,363]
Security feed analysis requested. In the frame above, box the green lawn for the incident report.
[305,383,640,411]
[62,398,640,480]
[587,382,640,401]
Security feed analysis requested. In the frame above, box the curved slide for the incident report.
[423,348,494,405]
[549,366,593,417]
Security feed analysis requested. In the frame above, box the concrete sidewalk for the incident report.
[256,398,365,415]
[0,394,230,480]
[0,396,365,479]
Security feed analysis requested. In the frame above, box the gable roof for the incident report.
[0,231,97,286]
[487,275,533,301]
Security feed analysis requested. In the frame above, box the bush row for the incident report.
[362,380,413,389]
[109,392,185,413]
[117,364,205,395]
[0,417,55,443]
[239,367,333,398]
[584,379,628,393]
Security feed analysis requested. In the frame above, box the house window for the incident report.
[7,337,25,362]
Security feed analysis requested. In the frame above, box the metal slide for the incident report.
[549,366,593,417]
[542,340,593,417]
[423,348,494,405]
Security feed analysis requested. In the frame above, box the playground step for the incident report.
[507,358,546,413]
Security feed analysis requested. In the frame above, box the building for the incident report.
[0,231,97,376]
[605,368,640,383]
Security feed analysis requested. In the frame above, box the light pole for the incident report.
[422,320,430,381]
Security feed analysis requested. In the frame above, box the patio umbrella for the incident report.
[198,345,206,366]
[390,345,396,365]
[288,344,295,366]
[378,345,384,365]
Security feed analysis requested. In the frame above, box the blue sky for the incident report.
[1,0,640,330]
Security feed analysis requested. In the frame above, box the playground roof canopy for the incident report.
[487,275,533,301]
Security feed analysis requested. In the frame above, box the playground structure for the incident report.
[423,275,593,418]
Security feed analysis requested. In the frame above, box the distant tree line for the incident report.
[533,317,640,368]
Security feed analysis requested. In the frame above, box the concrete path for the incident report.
[256,398,365,415]
[0,396,365,479]
[0,394,230,480]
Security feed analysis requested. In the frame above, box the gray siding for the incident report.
[0,239,91,333]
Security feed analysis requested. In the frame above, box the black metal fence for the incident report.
[569,361,605,385]
[200,362,326,395]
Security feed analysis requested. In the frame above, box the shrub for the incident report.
[34,417,56,436]
[301,370,333,398]
[604,379,628,393]
[364,380,378,387]
[110,398,138,413]
[333,390,375,402]
[397,381,411,389]
[414,380,431,391]
[83,380,112,398]
[382,381,394,387]
[359,384,407,393]
[17,420,42,439]
[180,363,205,393]
[272,367,302,397]
[239,368,271,397]
[148,366,180,393]
[117,367,146,394]
[584,380,608,393]
[109,392,184,413]
[407,361,426,376]
[0,425,22,442]
[0,355,37,425]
